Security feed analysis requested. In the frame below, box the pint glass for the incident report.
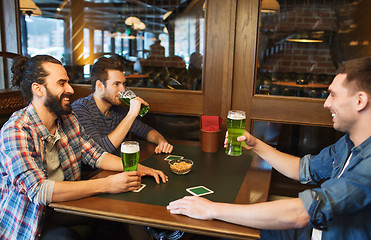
[225,110,246,156]
[119,89,150,117]
[121,141,140,171]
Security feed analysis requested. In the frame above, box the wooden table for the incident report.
[50,141,272,240]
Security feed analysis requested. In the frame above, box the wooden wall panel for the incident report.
[131,88,203,116]
[70,84,203,116]
[251,96,332,126]
[233,0,260,131]
[203,0,237,121]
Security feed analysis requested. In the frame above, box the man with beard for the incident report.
[167,57,371,240]
[72,56,173,155]
[0,55,168,240]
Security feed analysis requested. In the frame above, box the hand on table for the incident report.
[154,141,173,154]
[138,164,168,184]
[167,196,215,220]
[106,171,141,193]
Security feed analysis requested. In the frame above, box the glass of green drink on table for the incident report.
[121,141,140,171]
[225,110,246,156]
[119,89,149,117]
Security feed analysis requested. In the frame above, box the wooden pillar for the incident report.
[89,28,94,63]
[71,0,85,65]
[203,0,237,123]
[232,0,259,131]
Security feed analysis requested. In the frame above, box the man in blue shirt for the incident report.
[167,57,371,240]
[72,56,173,156]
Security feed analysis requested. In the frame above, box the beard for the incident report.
[102,92,121,106]
[44,87,73,116]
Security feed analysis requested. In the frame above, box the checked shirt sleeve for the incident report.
[1,122,48,204]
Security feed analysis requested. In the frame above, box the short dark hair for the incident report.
[90,56,125,91]
[11,55,62,102]
[337,57,371,95]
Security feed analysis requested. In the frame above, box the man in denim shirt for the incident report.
[167,57,371,240]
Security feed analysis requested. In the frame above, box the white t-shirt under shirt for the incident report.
[33,129,105,205]
[311,152,353,240]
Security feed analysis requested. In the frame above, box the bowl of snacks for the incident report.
[168,159,193,175]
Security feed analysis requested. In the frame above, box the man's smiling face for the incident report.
[42,62,74,116]
[324,73,358,133]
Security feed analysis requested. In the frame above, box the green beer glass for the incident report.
[121,141,140,171]
[119,89,150,117]
[225,110,246,156]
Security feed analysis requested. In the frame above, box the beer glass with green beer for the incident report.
[121,141,140,171]
[119,89,149,117]
[225,110,246,156]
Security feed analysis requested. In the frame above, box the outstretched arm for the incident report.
[226,130,301,180]
[167,196,310,230]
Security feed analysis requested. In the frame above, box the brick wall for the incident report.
[264,6,337,32]
[260,42,336,75]
[259,5,338,75]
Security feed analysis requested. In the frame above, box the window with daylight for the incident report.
[20,0,206,90]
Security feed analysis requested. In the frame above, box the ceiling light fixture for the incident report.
[27,6,42,16]
[19,0,42,16]
[55,0,69,17]
[125,16,141,26]
[19,0,37,12]
[134,22,146,30]
[261,0,280,13]
[286,32,324,43]
[286,39,323,43]
[163,11,172,20]
[125,16,146,31]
